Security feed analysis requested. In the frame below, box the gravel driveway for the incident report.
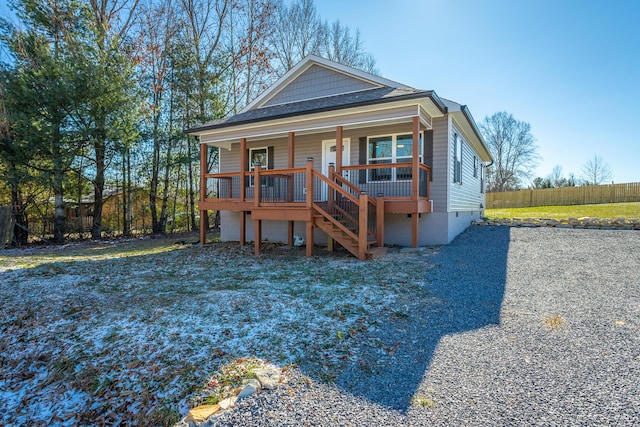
[206,227,640,426]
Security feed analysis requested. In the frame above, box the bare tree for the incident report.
[269,0,376,76]
[581,154,612,185]
[480,112,539,192]
[137,0,180,234]
[544,164,576,188]
[269,0,323,75]
[548,165,563,188]
[179,0,232,230]
[227,0,276,112]
[322,20,377,73]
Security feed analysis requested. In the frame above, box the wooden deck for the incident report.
[199,158,431,260]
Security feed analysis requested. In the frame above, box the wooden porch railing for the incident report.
[201,160,437,259]
[203,162,430,204]
[341,162,431,199]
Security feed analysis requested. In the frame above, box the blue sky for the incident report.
[314,0,640,184]
[2,0,637,183]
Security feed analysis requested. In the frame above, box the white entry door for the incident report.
[322,138,350,176]
[321,138,350,200]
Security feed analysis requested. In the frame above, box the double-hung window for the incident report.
[454,133,462,184]
[367,133,422,181]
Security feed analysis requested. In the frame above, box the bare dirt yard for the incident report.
[1,227,639,426]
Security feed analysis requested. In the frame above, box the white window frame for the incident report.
[366,132,423,182]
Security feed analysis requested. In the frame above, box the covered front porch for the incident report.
[198,108,439,260]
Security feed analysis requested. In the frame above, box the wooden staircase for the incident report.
[313,213,387,260]
[308,168,386,260]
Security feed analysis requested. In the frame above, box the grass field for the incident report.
[0,237,437,425]
[484,202,640,220]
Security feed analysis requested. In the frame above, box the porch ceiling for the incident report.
[199,99,441,148]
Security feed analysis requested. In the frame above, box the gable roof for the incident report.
[241,54,411,112]
[187,55,492,164]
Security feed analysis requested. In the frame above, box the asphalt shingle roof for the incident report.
[187,87,433,133]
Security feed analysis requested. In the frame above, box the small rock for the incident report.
[238,379,261,398]
[218,396,237,409]
[254,365,282,390]
[185,404,220,424]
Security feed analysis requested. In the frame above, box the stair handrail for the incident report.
[312,169,370,259]
[311,169,360,243]
[313,169,360,205]
[331,171,362,199]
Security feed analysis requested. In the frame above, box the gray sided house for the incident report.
[189,55,493,260]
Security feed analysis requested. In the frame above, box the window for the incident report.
[473,156,478,178]
[453,133,462,184]
[480,165,485,193]
[367,133,422,181]
[250,147,268,169]
[249,147,268,186]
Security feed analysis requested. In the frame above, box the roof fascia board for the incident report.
[451,110,493,163]
[308,56,412,90]
[239,59,314,113]
[240,54,412,113]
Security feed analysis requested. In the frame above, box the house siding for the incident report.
[218,121,430,173]
[430,116,450,213]
[449,123,486,212]
[263,64,378,107]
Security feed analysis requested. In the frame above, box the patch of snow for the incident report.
[0,241,429,424]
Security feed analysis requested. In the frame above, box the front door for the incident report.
[322,138,350,176]
[321,138,350,200]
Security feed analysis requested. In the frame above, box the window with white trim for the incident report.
[367,133,422,181]
[453,133,462,184]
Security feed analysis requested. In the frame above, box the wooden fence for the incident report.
[486,182,640,209]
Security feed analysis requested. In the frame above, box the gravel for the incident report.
[204,226,640,426]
